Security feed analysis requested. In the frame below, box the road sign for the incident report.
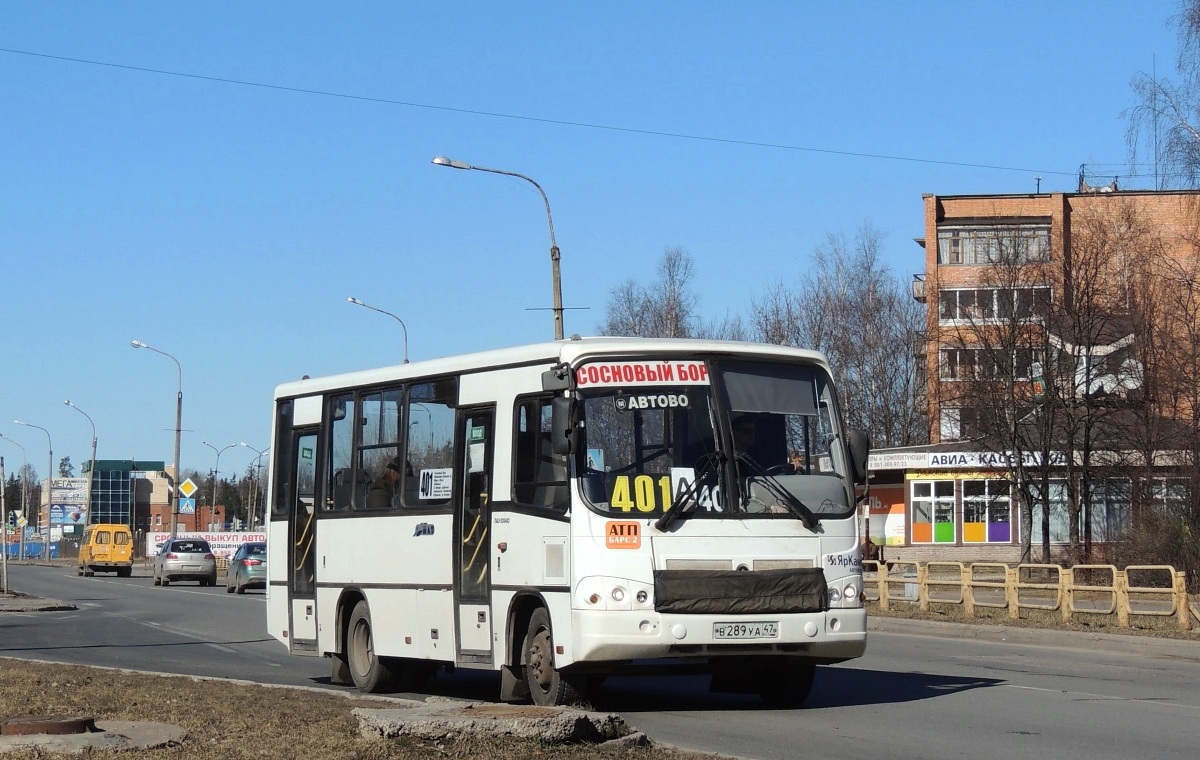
[179,497,196,515]
[179,478,198,499]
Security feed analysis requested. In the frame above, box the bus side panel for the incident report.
[266,520,291,647]
[313,513,457,660]
[491,509,571,668]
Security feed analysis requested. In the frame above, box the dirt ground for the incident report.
[0,658,724,760]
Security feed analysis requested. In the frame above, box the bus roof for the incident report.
[273,336,832,400]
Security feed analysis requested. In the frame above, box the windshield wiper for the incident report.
[736,453,821,531]
[654,452,724,532]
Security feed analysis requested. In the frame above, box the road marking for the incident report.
[1003,683,1200,712]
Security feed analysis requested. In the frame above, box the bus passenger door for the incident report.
[287,429,320,653]
[455,406,495,661]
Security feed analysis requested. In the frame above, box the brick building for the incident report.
[868,188,1200,563]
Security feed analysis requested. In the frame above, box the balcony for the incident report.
[912,274,926,303]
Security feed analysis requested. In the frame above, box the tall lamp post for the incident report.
[13,420,51,551]
[0,433,28,542]
[64,400,98,525]
[346,297,409,363]
[201,441,236,532]
[239,443,269,532]
[131,340,183,538]
[431,155,564,340]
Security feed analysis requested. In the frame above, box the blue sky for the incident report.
[0,1,1184,479]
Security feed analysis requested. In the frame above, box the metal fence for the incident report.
[864,560,1197,631]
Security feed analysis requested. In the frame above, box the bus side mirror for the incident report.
[847,429,870,485]
[550,396,577,456]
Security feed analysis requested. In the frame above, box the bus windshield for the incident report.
[575,358,853,521]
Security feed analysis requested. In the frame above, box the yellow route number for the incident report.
[609,474,673,514]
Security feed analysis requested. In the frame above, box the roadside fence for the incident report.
[863,560,1198,632]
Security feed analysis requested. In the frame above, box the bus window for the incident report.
[513,396,568,511]
[327,393,355,511]
[402,379,457,508]
[357,387,404,510]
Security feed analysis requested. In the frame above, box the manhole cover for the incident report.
[0,715,97,736]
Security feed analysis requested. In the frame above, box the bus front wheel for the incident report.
[522,608,582,707]
[347,600,397,693]
[758,658,816,708]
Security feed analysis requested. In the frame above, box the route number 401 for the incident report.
[609,474,672,514]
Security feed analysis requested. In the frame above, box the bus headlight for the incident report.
[576,577,652,610]
[828,578,863,609]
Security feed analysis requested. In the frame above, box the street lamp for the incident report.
[131,339,183,538]
[0,433,28,537]
[431,155,564,340]
[202,442,236,531]
[346,297,409,363]
[13,420,51,547]
[64,400,98,524]
[239,443,269,532]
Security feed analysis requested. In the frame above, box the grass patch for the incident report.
[0,659,720,760]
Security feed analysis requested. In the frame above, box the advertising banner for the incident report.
[51,478,88,504]
[50,504,87,526]
[146,531,267,559]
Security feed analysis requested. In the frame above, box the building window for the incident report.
[938,287,1051,323]
[1144,477,1189,516]
[939,408,961,441]
[1089,478,1131,541]
[911,480,955,543]
[937,223,1051,265]
[962,479,1012,542]
[939,348,1042,381]
[1031,479,1071,544]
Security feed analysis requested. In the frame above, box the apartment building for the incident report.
[868,188,1199,563]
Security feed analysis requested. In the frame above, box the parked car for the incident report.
[153,538,217,587]
[225,541,267,594]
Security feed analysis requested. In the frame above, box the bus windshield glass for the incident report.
[575,358,852,521]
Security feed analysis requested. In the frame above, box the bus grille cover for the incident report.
[653,567,828,614]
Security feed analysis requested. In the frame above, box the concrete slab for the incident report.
[0,720,186,754]
[0,593,76,613]
[354,701,643,745]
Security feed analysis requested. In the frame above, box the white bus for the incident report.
[266,337,869,706]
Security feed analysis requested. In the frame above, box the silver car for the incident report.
[153,538,217,587]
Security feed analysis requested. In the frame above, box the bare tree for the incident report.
[751,224,927,448]
[1126,0,1200,188]
[600,247,698,338]
[1118,204,1200,587]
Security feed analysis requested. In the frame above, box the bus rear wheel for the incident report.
[522,608,583,707]
[347,600,397,693]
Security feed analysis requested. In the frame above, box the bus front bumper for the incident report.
[566,608,867,665]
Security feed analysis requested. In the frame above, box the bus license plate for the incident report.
[712,621,779,639]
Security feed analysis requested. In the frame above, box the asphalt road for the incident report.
[3,561,1199,759]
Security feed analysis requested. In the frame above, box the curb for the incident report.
[0,595,76,613]
[870,615,1200,661]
